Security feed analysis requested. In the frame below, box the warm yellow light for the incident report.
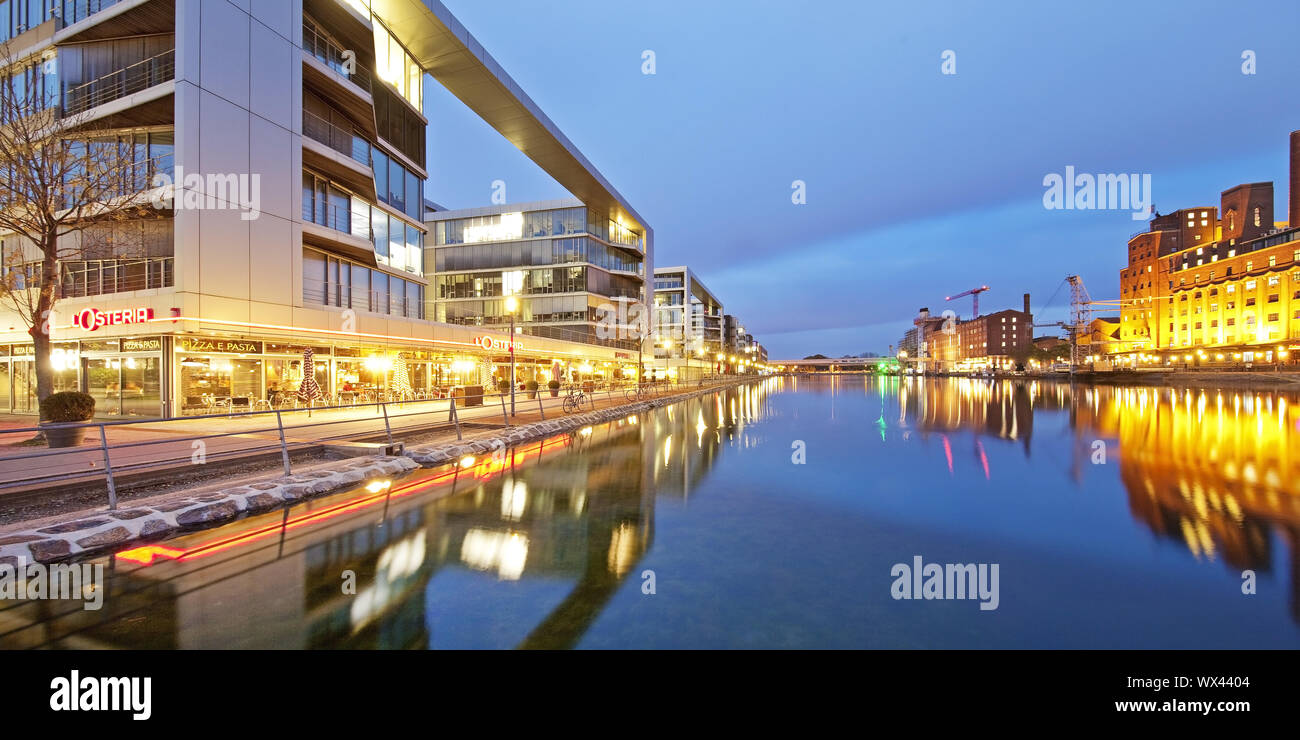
[460,456,476,468]
[504,295,519,313]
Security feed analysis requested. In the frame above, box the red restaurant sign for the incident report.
[72,307,154,332]
[476,334,522,353]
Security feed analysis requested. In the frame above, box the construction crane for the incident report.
[1032,276,1107,371]
[946,285,989,319]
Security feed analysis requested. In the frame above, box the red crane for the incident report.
[946,285,990,319]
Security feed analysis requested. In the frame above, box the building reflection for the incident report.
[899,377,1300,623]
[0,384,763,650]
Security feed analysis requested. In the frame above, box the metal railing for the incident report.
[59,257,174,298]
[303,20,373,94]
[303,200,364,238]
[63,49,175,116]
[58,0,126,28]
[303,110,372,166]
[0,375,753,510]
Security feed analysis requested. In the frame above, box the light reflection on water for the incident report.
[2,375,1299,649]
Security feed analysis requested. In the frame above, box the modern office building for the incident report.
[722,314,765,370]
[425,197,648,359]
[1115,130,1300,367]
[652,265,723,378]
[0,0,651,417]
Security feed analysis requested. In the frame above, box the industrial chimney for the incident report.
[1291,130,1300,228]
[1023,293,1031,315]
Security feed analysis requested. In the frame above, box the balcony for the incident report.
[56,0,175,45]
[303,110,371,166]
[303,20,372,95]
[301,109,376,198]
[63,49,174,116]
[59,257,173,298]
[59,0,127,27]
[302,201,377,264]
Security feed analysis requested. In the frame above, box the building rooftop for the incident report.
[375,0,651,240]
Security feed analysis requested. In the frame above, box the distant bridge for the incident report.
[770,357,894,371]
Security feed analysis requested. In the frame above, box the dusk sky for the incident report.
[424,0,1300,359]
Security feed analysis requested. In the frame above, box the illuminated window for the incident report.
[374,21,423,110]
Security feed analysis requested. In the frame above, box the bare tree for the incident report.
[0,42,163,421]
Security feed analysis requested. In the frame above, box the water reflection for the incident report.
[0,382,778,650]
[889,376,1300,623]
[3,375,1297,648]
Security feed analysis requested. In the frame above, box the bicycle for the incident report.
[562,386,588,414]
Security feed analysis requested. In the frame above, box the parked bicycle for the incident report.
[562,386,588,414]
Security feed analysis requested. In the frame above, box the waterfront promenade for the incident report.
[0,378,746,513]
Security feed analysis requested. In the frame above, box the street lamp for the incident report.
[504,294,519,416]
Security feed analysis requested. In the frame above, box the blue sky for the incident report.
[424,0,1300,359]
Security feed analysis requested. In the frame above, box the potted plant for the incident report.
[497,379,510,394]
[40,391,96,448]
[547,379,561,397]
[525,380,538,399]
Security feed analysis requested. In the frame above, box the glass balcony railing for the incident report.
[59,257,173,298]
[58,0,127,28]
[303,110,372,167]
[303,20,372,94]
[63,49,174,116]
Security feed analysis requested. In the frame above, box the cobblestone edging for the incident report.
[0,456,417,566]
[406,379,754,467]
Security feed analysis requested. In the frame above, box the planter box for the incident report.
[452,385,484,407]
[42,422,90,448]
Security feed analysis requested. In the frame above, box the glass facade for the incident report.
[435,237,640,274]
[303,170,424,275]
[303,247,425,319]
[428,205,646,351]
[0,0,56,42]
[373,20,421,111]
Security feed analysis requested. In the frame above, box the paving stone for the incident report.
[153,501,196,512]
[76,526,133,549]
[108,509,151,520]
[0,534,44,545]
[244,492,280,509]
[38,518,110,534]
[28,539,71,561]
[176,501,240,527]
[139,519,173,539]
